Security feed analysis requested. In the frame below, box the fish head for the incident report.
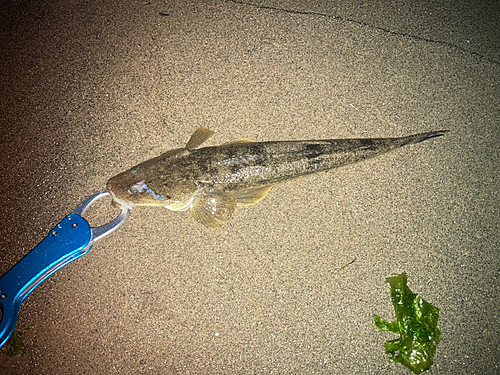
[106,161,197,211]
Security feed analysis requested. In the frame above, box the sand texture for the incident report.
[1,0,499,374]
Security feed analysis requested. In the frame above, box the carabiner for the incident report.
[0,191,129,348]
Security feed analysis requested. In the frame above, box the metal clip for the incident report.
[73,190,130,244]
[0,191,130,347]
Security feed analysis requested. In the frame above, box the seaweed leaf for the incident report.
[374,272,441,374]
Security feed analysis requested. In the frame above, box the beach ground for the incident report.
[1,1,499,373]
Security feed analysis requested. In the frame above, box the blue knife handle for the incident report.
[0,214,91,347]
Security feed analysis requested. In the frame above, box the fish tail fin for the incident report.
[399,130,449,146]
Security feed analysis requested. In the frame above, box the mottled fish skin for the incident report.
[106,128,448,228]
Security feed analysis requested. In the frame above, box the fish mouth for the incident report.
[128,180,146,195]
[107,189,136,211]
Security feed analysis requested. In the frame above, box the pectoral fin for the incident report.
[185,128,215,150]
[190,192,236,228]
[235,186,272,206]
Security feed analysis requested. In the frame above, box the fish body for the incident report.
[106,128,447,228]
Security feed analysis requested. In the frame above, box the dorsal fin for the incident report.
[185,128,215,150]
[222,139,256,146]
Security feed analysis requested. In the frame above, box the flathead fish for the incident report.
[106,128,447,228]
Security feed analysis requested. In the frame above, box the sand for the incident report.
[1,0,499,373]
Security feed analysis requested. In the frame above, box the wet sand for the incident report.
[1,0,499,373]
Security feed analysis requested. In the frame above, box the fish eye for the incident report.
[130,166,140,174]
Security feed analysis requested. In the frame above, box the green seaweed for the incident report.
[373,272,441,374]
[6,331,24,357]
